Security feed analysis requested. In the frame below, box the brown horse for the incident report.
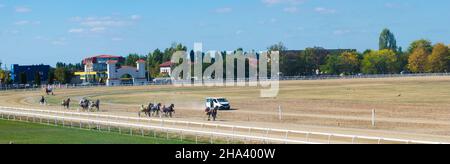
[138,103,152,117]
[205,107,218,121]
[61,98,71,109]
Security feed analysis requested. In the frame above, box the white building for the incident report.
[106,59,147,86]
[159,61,174,76]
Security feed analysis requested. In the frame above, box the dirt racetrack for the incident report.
[2,76,450,143]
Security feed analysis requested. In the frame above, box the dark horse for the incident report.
[79,98,90,111]
[162,104,175,118]
[44,87,54,96]
[151,103,162,117]
[90,99,100,112]
[39,96,47,105]
[61,98,71,109]
[205,107,218,121]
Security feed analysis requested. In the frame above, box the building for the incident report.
[159,61,174,76]
[75,55,125,83]
[10,64,50,84]
[75,55,147,86]
[106,59,147,86]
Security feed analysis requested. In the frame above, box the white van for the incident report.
[206,97,231,110]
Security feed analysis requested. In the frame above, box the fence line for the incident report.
[2,73,450,91]
[0,108,317,144]
[0,106,446,144]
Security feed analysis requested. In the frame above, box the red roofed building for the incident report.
[75,54,148,85]
[159,61,174,76]
[83,55,125,71]
[76,55,125,84]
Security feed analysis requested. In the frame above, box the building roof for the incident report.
[160,61,174,67]
[137,59,146,63]
[83,55,124,64]
[106,60,118,64]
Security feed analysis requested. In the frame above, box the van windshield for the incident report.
[217,98,228,103]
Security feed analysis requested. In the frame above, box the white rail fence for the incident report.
[2,73,450,91]
[0,107,315,144]
[0,106,446,144]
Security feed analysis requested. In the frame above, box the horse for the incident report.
[89,99,100,112]
[79,98,90,112]
[138,103,152,117]
[39,96,47,105]
[44,87,54,96]
[162,104,175,118]
[205,107,218,121]
[61,98,71,109]
[151,103,162,117]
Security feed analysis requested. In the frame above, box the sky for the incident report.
[0,0,449,67]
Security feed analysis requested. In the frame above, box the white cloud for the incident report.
[72,16,128,27]
[262,0,304,6]
[314,7,336,14]
[15,6,31,13]
[262,0,305,13]
[14,20,40,25]
[51,38,67,46]
[68,28,85,33]
[112,37,123,41]
[333,29,351,35]
[236,30,244,35]
[2,30,20,35]
[270,18,277,23]
[130,15,141,20]
[258,18,278,25]
[215,7,233,13]
[262,0,283,6]
[283,6,299,13]
[14,20,29,25]
[68,15,138,35]
[90,27,106,32]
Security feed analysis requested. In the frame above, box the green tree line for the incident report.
[281,28,450,76]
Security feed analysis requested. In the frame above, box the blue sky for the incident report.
[0,0,449,67]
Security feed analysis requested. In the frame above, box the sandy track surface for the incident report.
[2,76,450,143]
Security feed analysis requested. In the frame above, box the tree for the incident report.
[339,52,361,75]
[34,71,41,86]
[427,43,450,73]
[19,72,27,84]
[268,42,287,52]
[147,49,164,78]
[408,39,433,54]
[408,47,429,73]
[303,47,332,75]
[321,51,361,75]
[163,43,187,63]
[124,54,142,67]
[379,28,397,51]
[54,67,68,84]
[0,70,8,84]
[48,68,55,84]
[361,49,398,74]
[320,55,340,75]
